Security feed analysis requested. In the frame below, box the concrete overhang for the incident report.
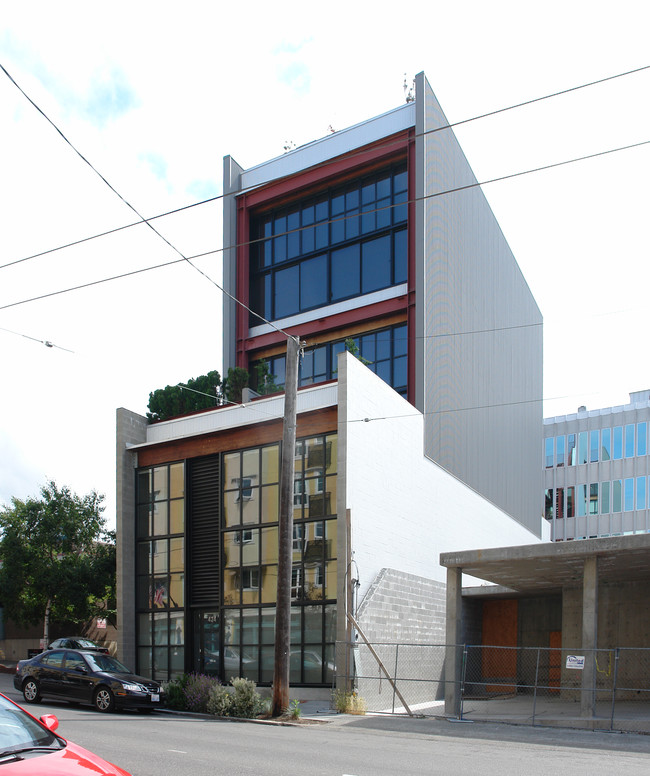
[440,534,650,594]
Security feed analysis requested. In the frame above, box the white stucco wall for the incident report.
[337,352,545,599]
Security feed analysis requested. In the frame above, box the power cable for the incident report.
[1,63,647,273]
[1,135,648,314]
[0,325,74,352]
[0,62,293,341]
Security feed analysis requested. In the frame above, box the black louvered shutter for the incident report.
[188,455,220,607]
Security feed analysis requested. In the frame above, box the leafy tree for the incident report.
[344,337,371,366]
[223,367,250,404]
[0,481,115,645]
[254,360,281,395]
[225,362,281,403]
[147,370,223,421]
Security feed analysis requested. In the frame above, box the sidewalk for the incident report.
[5,668,650,753]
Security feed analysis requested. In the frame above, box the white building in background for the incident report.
[544,390,650,541]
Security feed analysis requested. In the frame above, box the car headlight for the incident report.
[121,682,142,692]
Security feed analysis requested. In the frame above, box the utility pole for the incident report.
[271,335,301,716]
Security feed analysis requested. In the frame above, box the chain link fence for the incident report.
[336,641,449,716]
[336,641,650,732]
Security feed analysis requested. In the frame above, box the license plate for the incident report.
[150,693,160,702]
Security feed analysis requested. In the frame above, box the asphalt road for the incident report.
[4,671,650,775]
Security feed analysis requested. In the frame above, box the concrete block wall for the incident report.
[356,568,447,644]
[351,567,448,709]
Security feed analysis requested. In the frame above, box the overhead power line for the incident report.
[0,325,74,352]
[1,135,648,314]
[1,63,647,274]
[0,62,293,342]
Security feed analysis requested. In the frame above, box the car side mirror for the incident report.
[74,666,88,674]
[40,714,59,732]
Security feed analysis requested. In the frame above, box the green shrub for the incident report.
[207,684,232,716]
[207,676,267,718]
[165,673,222,713]
[164,674,190,710]
[184,673,222,713]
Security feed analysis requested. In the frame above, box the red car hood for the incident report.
[3,740,131,775]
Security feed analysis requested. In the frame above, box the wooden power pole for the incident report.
[271,335,300,716]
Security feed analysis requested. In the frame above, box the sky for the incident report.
[0,1,648,526]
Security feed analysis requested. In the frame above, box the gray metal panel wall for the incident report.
[415,73,543,535]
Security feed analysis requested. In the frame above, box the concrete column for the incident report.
[444,566,463,717]
[116,408,147,669]
[581,556,598,717]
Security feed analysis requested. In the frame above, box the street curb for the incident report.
[153,707,330,726]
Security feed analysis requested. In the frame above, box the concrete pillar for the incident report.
[581,555,598,717]
[116,408,147,669]
[444,566,463,717]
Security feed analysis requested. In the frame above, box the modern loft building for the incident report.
[544,390,650,541]
[117,354,541,687]
[223,71,543,534]
[116,72,545,688]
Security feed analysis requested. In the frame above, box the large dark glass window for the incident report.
[136,462,185,682]
[250,165,408,322]
[254,323,408,398]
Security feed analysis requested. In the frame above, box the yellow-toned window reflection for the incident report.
[261,485,279,523]
[262,445,279,484]
[325,560,337,599]
[169,573,184,608]
[169,537,184,573]
[170,463,184,498]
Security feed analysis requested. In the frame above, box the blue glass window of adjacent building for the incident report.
[567,434,576,466]
[578,432,588,465]
[589,483,598,515]
[601,428,611,461]
[625,424,635,458]
[250,165,408,323]
[624,478,634,511]
[613,426,623,460]
[638,423,647,456]
[577,484,588,517]
[612,480,622,512]
[545,438,554,468]
[601,481,610,514]
[566,486,575,517]
[637,477,647,510]
[589,430,599,463]
[556,435,565,467]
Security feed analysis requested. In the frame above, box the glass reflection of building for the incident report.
[135,434,337,685]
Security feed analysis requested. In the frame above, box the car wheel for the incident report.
[93,687,115,713]
[22,678,41,703]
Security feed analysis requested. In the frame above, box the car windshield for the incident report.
[85,654,131,673]
[0,695,61,756]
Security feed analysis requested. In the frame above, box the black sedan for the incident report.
[14,649,162,713]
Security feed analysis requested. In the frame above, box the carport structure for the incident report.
[441,534,650,719]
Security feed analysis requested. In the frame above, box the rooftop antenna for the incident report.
[403,74,415,103]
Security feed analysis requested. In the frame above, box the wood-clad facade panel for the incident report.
[137,407,337,468]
